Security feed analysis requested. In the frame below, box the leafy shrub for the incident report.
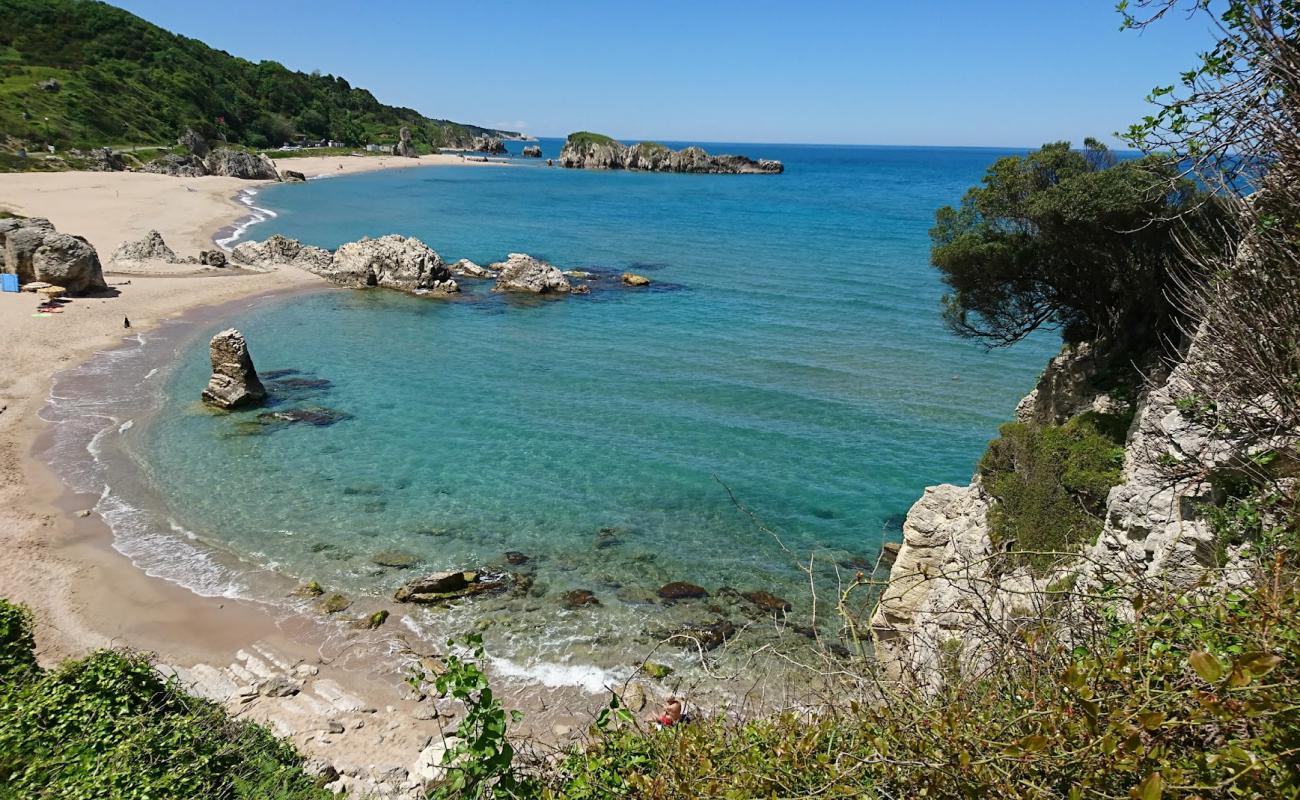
[0,599,37,681]
[0,601,329,800]
[978,410,1130,573]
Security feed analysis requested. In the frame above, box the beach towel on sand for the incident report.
[1,274,18,293]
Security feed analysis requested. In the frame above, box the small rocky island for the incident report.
[558,131,783,174]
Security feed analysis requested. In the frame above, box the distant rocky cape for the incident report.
[558,132,783,174]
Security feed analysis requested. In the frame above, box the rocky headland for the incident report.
[558,131,783,174]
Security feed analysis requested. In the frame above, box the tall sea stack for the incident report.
[201,329,266,409]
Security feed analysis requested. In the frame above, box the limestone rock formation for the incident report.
[520,145,542,158]
[1,217,106,294]
[395,126,417,158]
[327,235,458,294]
[143,153,207,177]
[450,258,495,279]
[470,134,506,154]
[282,169,306,183]
[178,128,210,157]
[112,230,177,263]
[230,235,333,272]
[559,133,783,174]
[490,253,571,294]
[621,272,651,286]
[201,329,266,409]
[204,148,280,180]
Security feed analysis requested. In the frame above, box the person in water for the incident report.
[648,697,683,727]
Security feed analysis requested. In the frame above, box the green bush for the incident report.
[0,599,37,681]
[0,599,329,800]
[978,410,1130,573]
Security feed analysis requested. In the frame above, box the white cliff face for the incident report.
[871,329,1279,690]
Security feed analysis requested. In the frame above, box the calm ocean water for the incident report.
[56,141,1058,689]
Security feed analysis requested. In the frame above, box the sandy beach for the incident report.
[0,153,592,791]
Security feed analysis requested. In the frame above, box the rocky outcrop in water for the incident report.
[490,253,571,294]
[469,135,506,154]
[282,169,306,183]
[520,145,542,158]
[395,126,417,158]
[1,217,107,294]
[393,570,508,603]
[559,133,783,174]
[230,235,333,272]
[327,235,458,294]
[201,329,267,410]
[450,258,496,279]
[112,230,177,263]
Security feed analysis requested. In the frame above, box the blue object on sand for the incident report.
[1,274,19,293]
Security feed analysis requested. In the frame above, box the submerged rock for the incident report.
[255,406,352,427]
[504,551,530,565]
[561,589,600,609]
[657,581,709,602]
[394,570,509,604]
[659,619,736,651]
[490,253,572,294]
[742,590,792,613]
[371,550,420,569]
[201,329,267,409]
[112,229,177,263]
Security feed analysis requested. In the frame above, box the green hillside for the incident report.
[0,0,516,153]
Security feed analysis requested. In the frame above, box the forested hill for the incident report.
[0,0,517,151]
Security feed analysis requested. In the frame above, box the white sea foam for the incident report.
[118,419,134,434]
[215,188,278,251]
[489,656,630,696]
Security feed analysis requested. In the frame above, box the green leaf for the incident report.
[1189,650,1223,683]
[1131,771,1162,800]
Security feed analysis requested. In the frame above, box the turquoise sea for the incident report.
[48,140,1056,691]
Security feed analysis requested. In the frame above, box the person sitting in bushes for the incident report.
[648,697,684,728]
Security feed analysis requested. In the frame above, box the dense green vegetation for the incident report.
[978,410,1131,573]
[929,139,1225,349]
[563,131,619,148]
[0,0,515,153]
[0,600,330,800]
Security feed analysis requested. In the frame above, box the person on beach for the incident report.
[648,697,683,728]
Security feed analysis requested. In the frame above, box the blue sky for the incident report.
[110,0,1216,148]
